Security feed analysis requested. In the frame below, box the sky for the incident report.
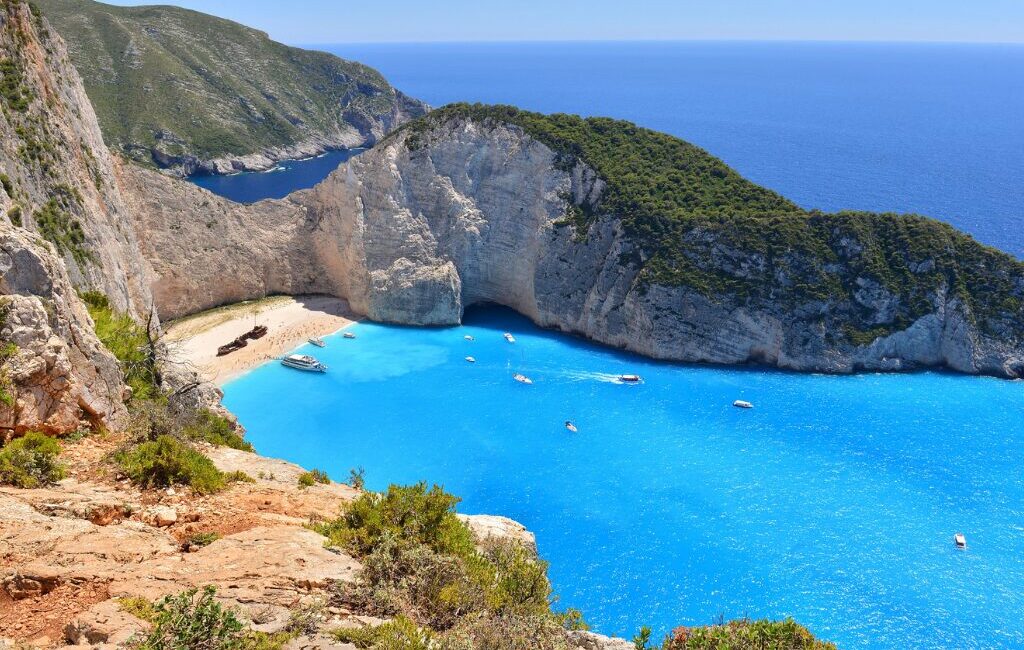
[103,0,1024,45]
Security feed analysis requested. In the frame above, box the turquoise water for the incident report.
[223,306,1024,649]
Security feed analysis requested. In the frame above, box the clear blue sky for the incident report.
[104,0,1024,44]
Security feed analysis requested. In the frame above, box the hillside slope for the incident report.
[34,0,427,174]
[124,105,1024,377]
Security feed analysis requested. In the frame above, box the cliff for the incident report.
[125,107,1024,378]
[34,0,428,176]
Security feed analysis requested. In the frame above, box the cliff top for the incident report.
[398,103,1024,340]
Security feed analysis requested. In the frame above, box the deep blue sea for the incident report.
[188,149,360,203]
[223,307,1024,649]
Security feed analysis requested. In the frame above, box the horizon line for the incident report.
[294,37,1024,47]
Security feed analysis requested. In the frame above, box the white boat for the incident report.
[343,332,356,339]
[281,354,327,372]
[513,373,532,385]
[308,337,326,348]
[565,421,578,433]
[465,356,476,363]
[464,335,475,341]
[954,533,967,550]
[733,400,754,409]
[618,374,642,383]
[503,332,516,343]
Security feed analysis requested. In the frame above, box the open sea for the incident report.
[216,42,1024,648]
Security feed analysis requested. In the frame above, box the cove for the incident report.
[187,148,361,203]
[222,306,1024,649]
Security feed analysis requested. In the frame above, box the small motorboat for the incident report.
[513,373,533,385]
[464,335,475,341]
[343,332,356,339]
[308,337,326,348]
[733,400,754,409]
[465,356,476,363]
[565,421,578,433]
[618,374,642,383]
[504,332,516,343]
[954,533,967,550]
[281,354,327,373]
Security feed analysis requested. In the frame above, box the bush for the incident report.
[348,466,366,490]
[115,435,225,494]
[81,291,158,401]
[119,596,156,621]
[662,618,836,650]
[183,409,252,451]
[297,468,330,488]
[332,616,434,650]
[312,482,474,557]
[0,431,65,488]
[185,531,221,549]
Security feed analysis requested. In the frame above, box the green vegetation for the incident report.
[182,409,253,452]
[661,618,836,650]
[331,616,433,649]
[7,204,22,227]
[311,482,581,647]
[348,466,366,490]
[81,291,158,401]
[0,431,65,488]
[34,197,92,266]
[0,57,32,113]
[35,0,423,164]
[298,468,330,488]
[401,104,1024,343]
[0,300,17,407]
[185,531,221,549]
[0,172,13,196]
[128,586,294,650]
[114,434,226,495]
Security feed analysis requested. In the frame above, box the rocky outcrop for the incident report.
[125,117,1024,378]
[0,228,126,435]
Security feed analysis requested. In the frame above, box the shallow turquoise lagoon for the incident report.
[222,307,1024,649]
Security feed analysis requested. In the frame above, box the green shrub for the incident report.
[331,616,433,650]
[119,595,156,621]
[183,409,252,451]
[81,291,158,401]
[348,466,366,490]
[0,338,17,407]
[0,172,13,196]
[34,197,93,266]
[0,431,65,488]
[663,618,836,650]
[115,435,225,494]
[7,204,22,227]
[298,468,330,488]
[186,531,221,549]
[131,586,241,649]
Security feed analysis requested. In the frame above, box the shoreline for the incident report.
[164,295,357,386]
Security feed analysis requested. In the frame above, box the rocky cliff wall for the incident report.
[126,117,1024,377]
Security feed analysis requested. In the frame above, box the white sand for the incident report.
[164,295,356,385]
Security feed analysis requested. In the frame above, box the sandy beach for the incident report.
[164,295,356,385]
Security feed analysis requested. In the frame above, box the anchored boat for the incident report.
[954,533,967,550]
[733,400,754,409]
[465,356,476,363]
[343,332,356,339]
[281,354,327,373]
[504,332,516,343]
[308,337,326,348]
[513,373,532,385]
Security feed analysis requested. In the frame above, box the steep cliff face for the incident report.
[126,111,1024,378]
[35,0,428,176]
[0,1,152,318]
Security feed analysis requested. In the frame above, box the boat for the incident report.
[618,374,642,383]
[465,356,476,363]
[308,337,326,348]
[513,373,532,385]
[733,400,754,409]
[954,533,967,550]
[246,325,268,340]
[343,332,356,339]
[216,335,248,357]
[464,335,475,341]
[281,354,327,372]
[503,332,516,343]
[565,421,578,433]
